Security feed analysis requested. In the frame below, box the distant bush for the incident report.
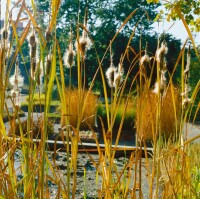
[21,98,61,113]
[8,116,54,138]
[97,98,136,131]
[25,93,46,102]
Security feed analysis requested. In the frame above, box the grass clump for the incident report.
[61,88,97,130]
[136,84,181,141]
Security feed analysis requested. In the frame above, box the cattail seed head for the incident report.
[30,45,38,80]
[45,29,51,42]
[3,30,8,40]
[64,42,75,68]
[46,53,52,76]
[118,57,124,76]
[114,61,124,88]
[81,35,91,54]
[156,42,168,70]
[1,26,10,40]
[106,66,117,88]
[29,34,36,46]
[9,58,24,90]
[27,28,36,47]
[160,70,167,94]
[184,46,191,82]
[152,70,167,95]
[140,54,150,66]
[36,61,44,87]
[76,31,92,57]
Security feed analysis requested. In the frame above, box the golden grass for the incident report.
[61,88,97,129]
[136,84,181,141]
[158,142,200,198]
[0,1,200,198]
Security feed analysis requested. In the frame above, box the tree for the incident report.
[34,0,160,91]
[146,0,200,58]
[10,0,183,93]
[147,0,200,31]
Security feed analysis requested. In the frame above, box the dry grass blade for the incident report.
[49,0,61,32]
[23,5,45,43]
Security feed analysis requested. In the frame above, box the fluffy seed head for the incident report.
[106,66,117,88]
[152,70,167,95]
[182,98,191,107]
[156,42,168,70]
[118,61,124,76]
[114,61,124,88]
[64,42,75,68]
[9,59,24,89]
[156,42,168,61]
[184,46,191,82]
[76,32,92,57]
[140,54,150,67]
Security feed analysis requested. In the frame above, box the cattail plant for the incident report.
[106,45,124,90]
[27,27,38,80]
[182,46,191,107]
[76,9,92,58]
[152,69,167,95]
[114,55,124,89]
[35,60,44,88]
[63,41,75,68]
[154,42,168,96]
[45,28,52,43]
[9,58,24,106]
[155,42,168,69]
[63,29,76,195]
[45,52,52,79]
[139,51,150,87]
[105,59,116,89]
[0,24,10,43]
[0,24,10,86]
[63,30,75,68]
[140,53,150,69]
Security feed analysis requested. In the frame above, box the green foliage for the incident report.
[25,93,46,102]
[35,0,160,92]
[20,100,60,113]
[97,101,136,131]
[192,166,200,197]
[148,0,200,32]
[189,46,200,122]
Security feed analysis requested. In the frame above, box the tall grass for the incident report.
[0,0,200,199]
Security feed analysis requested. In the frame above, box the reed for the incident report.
[0,0,199,198]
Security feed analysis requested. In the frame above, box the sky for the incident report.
[152,14,200,46]
[1,2,200,46]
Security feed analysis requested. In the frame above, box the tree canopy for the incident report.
[10,0,184,93]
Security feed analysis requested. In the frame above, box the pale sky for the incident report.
[1,2,200,46]
[153,17,200,46]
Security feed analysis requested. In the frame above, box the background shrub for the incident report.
[61,89,97,130]
[8,117,54,138]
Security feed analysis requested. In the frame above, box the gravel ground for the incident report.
[14,150,155,199]
[4,94,200,198]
